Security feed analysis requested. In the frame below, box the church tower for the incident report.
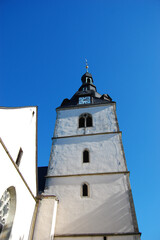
[44,66,141,240]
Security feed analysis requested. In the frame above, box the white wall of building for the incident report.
[0,107,37,239]
[45,174,134,235]
[108,236,140,240]
[54,104,118,138]
[46,102,139,239]
[0,143,36,240]
[48,133,126,176]
[0,107,37,195]
[33,197,58,240]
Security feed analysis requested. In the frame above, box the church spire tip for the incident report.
[85,58,89,72]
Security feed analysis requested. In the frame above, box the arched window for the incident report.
[83,150,89,163]
[79,113,93,128]
[86,115,92,127]
[0,187,16,239]
[79,116,85,128]
[82,183,89,197]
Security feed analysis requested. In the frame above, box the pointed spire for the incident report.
[85,58,89,72]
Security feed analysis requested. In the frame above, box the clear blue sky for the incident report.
[1,0,160,239]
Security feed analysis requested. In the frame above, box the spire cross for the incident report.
[85,58,89,72]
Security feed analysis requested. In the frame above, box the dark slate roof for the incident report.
[58,71,114,109]
[38,166,48,193]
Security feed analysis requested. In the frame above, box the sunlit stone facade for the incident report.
[0,107,37,240]
[44,71,141,240]
[0,71,141,240]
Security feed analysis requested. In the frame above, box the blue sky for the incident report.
[1,0,160,239]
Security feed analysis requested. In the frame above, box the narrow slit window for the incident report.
[104,237,107,240]
[83,150,89,163]
[82,183,88,197]
[16,148,23,167]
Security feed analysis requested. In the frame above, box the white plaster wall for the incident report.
[46,103,139,238]
[48,133,126,176]
[54,104,118,137]
[55,238,102,240]
[0,143,36,240]
[108,236,140,240]
[33,197,58,240]
[45,174,134,235]
[0,107,37,195]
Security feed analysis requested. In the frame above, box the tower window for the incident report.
[86,115,92,127]
[82,87,88,91]
[16,148,23,167]
[82,183,89,197]
[87,78,90,83]
[79,113,93,128]
[83,150,89,163]
[104,237,107,240]
[79,116,85,128]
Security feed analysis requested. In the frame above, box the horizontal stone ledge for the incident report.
[52,131,122,140]
[56,102,116,111]
[54,232,141,237]
[36,194,58,200]
[46,171,130,178]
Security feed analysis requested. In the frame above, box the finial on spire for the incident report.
[85,58,89,72]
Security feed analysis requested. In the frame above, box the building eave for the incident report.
[56,101,116,111]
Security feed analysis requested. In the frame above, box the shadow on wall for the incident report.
[57,105,111,119]
[0,224,12,240]
[19,236,24,240]
[60,191,134,234]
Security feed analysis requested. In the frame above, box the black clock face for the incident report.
[79,97,91,104]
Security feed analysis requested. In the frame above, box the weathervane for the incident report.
[85,58,89,72]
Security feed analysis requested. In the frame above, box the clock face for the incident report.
[79,96,91,104]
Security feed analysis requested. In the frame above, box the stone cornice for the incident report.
[46,171,130,178]
[52,131,122,140]
[56,102,116,111]
[54,232,141,237]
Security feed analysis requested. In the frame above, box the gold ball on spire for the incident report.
[85,58,89,72]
